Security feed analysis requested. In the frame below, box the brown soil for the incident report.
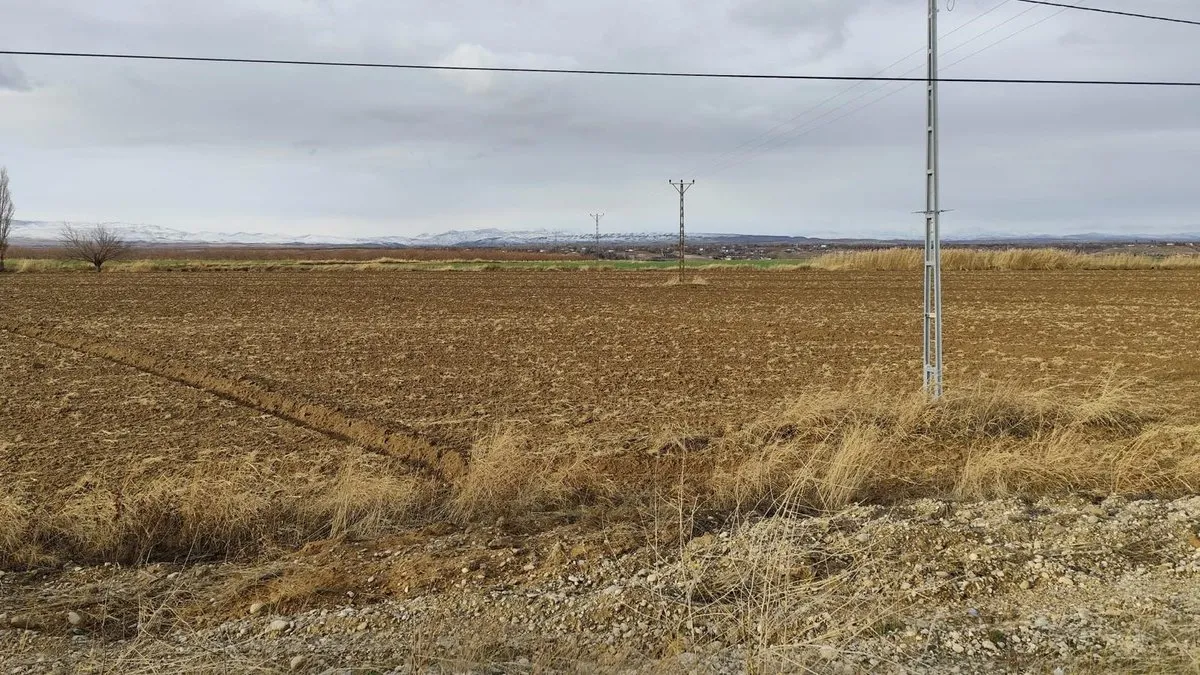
[5,270,1198,435]
[2,269,1198,672]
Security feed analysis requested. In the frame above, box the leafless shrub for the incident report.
[59,223,131,271]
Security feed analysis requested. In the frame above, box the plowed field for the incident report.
[3,269,1200,673]
[6,270,1199,441]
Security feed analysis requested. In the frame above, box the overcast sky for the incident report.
[0,0,1197,239]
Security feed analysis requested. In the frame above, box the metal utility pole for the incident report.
[923,0,945,398]
[669,180,695,281]
[590,212,605,256]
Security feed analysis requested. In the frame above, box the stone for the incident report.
[66,612,83,627]
[289,655,308,671]
[9,616,41,631]
[249,602,266,615]
[267,619,290,633]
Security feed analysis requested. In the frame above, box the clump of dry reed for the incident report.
[811,248,1200,271]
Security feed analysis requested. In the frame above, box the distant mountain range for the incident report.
[9,220,1200,248]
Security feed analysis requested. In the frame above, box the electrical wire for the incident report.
[702,2,1069,177]
[1014,0,1200,26]
[680,0,1017,178]
[0,49,1196,87]
[942,4,1071,69]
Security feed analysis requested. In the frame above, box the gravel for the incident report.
[2,495,1197,673]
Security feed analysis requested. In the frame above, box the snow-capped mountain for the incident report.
[7,221,719,247]
[9,220,1199,248]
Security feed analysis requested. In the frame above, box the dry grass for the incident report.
[3,376,1195,568]
[317,464,434,540]
[0,454,434,568]
[671,487,896,671]
[812,248,1200,271]
[706,375,1197,517]
[448,425,607,522]
[11,258,88,272]
[662,274,710,286]
[658,378,1194,669]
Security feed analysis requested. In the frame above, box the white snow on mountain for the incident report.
[8,221,692,247]
[9,220,1199,247]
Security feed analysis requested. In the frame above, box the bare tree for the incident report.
[0,167,13,273]
[59,224,130,272]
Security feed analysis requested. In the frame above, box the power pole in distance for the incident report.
[922,0,945,398]
[669,180,695,281]
[590,212,604,257]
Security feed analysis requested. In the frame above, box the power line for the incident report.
[681,0,1017,177]
[703,2,1064,177]
[1014,0,1200,26]
[942,4,1072,69]
[1,49,1198,87]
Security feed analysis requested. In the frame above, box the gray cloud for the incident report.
[0,57,31,91]
[728,0,863,58]
[0,0,1196,237]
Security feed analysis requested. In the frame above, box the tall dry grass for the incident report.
[0,454,434,568]
[706,375,1199,516]
[443,374,1195,528]
[448,425,612,522]
[3,376,1195,568]
[811,247,1200,271]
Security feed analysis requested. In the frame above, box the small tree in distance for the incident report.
[59,224,130,272]
[0,167,14,273]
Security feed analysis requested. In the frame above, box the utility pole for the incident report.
[590,212,605,257]
[923,0,945,398]
[669,180,695,281]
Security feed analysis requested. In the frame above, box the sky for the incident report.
[0,0,1197,240]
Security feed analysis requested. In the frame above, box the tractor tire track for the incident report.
[1,320,468,480]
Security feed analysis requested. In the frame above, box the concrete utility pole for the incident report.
[590,212,604,256]
[669,180,695,281]
[923,0,945,398]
